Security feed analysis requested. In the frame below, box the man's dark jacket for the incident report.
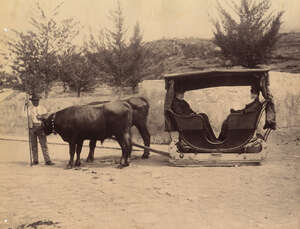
[171,97,217,141]
[218,98,262,141]
[231,98,261,114]
[171,97,195,115]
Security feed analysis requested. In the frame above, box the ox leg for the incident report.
[75,140,83,167]
[117,133,131,168]
[87,140,96,162]
[67,142,76,169]
[124,133,132,164]
[136,123,151,159]
[128,131,133,158]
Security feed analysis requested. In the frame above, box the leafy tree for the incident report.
[6,2,79,96]
[59,48,98,97]
[125,22,149,90]
[7,31,45,94]
[213,0,284,68]
[102,0,129,88]
[127,23,165,90]
[87,1,160,92]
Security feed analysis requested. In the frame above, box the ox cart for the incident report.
[161,68,276,167]
[34,69,276,168]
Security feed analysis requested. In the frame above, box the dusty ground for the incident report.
[0,129,299,229]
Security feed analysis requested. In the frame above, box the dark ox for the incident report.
[86,96,150,162]
[42,101,133,169]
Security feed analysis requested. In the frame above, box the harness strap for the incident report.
[52,113,57,135]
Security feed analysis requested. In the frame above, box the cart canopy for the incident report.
[164,68,276,131]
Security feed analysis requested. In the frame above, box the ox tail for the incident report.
[123,101,133,129]
[139,97,150,114]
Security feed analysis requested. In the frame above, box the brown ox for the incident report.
[86,96,150,162]
[41,101,133,169]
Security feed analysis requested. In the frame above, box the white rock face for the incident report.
[138,72,300,137]
[268,72,300,128]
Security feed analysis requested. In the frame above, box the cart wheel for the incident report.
[179,153,184,159]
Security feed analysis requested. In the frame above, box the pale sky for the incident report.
[0,0,299,44]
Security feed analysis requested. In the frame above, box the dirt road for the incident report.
[0,129,299,229]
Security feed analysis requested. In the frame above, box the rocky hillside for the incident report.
[269,32,300,73]
[144,32,300,79]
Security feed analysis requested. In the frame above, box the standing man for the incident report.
[27,94,55,166]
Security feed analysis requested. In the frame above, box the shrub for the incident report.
[213,0,284,68]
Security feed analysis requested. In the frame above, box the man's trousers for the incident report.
[29,125,50,163]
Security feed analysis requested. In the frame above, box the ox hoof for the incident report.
[117,163,129,169]
[66,164,73,169]
[86,157,94,163]
[141,153,150,159]
[75,161,81,167]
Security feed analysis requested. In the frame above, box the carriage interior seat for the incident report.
[167,111,218,141]
[167,101,267,153]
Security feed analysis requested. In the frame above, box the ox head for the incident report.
[40,113,56,135]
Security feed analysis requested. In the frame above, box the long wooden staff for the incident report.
[24,92,33,166]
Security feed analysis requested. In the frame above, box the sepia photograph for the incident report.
[0,0,299,228]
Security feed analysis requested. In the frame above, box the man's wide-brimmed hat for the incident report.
[29,94,41,101]
[175,86,186,94]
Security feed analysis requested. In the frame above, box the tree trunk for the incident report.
[45,83,49,98]
[77,87,81,97]
[131,86,136,94]
[63,82,68,92]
